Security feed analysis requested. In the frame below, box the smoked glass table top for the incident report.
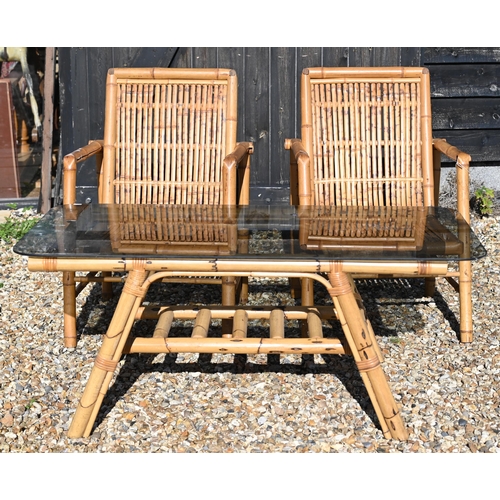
[14,203,486,262]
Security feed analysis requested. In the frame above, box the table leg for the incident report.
[63,271,77,349]
[68,268,148,438]
[328,269,408,440]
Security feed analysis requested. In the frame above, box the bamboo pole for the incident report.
[62,271,77,348]
[28,257,450,277]
[153,310,174,338]
[232,309,248,339]
[327,269,408,440]
[307,309,323,339]
[68,268,148,438]
[330,293,390,438]
[192,309,211,338]
[124,337,347,355]
[269,309,285,339]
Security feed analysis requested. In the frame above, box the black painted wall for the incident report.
[57,47,500,204]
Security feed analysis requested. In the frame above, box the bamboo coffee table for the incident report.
[14,204,486,440]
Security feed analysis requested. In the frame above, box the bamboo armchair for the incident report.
[62,67,253,348]
[285,66,474,342]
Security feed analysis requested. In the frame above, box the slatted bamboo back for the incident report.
[100,68,239,205]
[300,67,434,207]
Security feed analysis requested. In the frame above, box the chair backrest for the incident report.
[299,67,434,207]
[100,68,240,205]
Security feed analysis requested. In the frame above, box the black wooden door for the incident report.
[58,47,500,204]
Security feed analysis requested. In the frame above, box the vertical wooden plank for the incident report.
[58,47,97,204]
[348,47,374,66]
[58,47,76,160]
[372,47,401,66]
[217,47,245,71]
[401,48,421,66]
[244,47,270,189]
[296,47,322,77]
[75,47,112,203]
[87,48,112,142]
[71,48,91,149]
[191,47,218,68]
[294,48,323,198]
[348,47,403,66]
[215,48,246,145]
[270,47,295,196]
[111,47,142,68]
[323,48,349,67]
[54,47,70,204]
[170,47,191,68]
[118,47,179,67]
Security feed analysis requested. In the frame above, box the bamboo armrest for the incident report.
[226,141,254,165]
[433,138,471,222]
[284,138,308,161]
[433,138,471,167]
[285,138,311,205]
[63,140,104,205]
[223,142,254,205]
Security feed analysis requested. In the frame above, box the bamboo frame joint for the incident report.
[95,355,118,372]
[356,356,381,372]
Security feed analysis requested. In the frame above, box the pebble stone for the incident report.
[0,206,499,453]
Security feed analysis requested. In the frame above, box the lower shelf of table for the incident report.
[125,305,352,356]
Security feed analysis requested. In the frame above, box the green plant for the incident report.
[25,398,37,410]
[389,337,402,344]
[0,216,38,243]
[474,186,495,216]
[6,203,17,210]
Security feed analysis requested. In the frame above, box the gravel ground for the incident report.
[0,206,499,456]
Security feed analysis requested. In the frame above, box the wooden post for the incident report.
[39,47,55,213]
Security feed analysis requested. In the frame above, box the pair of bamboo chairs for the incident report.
[62,66,473,349]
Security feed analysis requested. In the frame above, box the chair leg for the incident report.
[101,272,113,300]
[63,271,78,348]
[238,277,249,304]
[289,277,302,299]
[221,277,236,335]
[237,230,250,304]
[459,260,473,343]
[300,277,315,337]
[424,277,436,297]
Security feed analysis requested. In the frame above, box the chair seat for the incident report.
[109,204,238,255]
[298,205,426,252]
